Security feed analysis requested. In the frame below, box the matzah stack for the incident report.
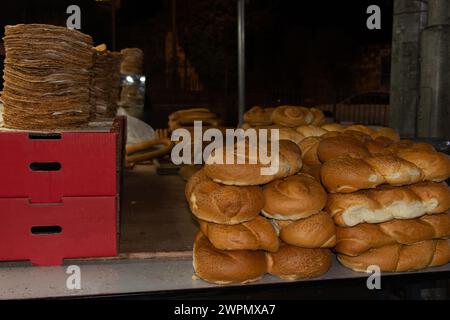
[1,24,94,129]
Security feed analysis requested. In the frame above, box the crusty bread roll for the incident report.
[266,243,331,280]
[317,135,370,163]
[365,136,395,154]
[298,136,322,165]
[326,182,450,227]
[262,174,327,220]
[198,216,279,252]
[337,239,450,272]
[274,212,336,248]
[374,127,400,142]
[310,108,326,126]
[193,232,268,284]
[204,140,302,186]
[321,123,345,132]
[299,163,322,181]
[271,106,315,127]
[343,125,400,142]
[276,128,305,144]
[169,108,213,121]
[185,169,264,224]
[321,149,450,193]
[295,125,328,138]
[243,106,274,126]
[336,212,450,256]
[344,125,377,138]
[168,108,220,131]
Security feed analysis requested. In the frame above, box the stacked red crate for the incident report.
[0,121,123,266]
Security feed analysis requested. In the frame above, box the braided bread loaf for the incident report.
[336,212,450,256]
[326,182,450,227]
[321,148,450,193]
[338,239,450,272]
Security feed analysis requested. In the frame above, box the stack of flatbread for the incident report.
[91,44,123,118]
[1,24,94,129]
[120,48,143,74]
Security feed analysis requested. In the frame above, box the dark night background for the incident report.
[0,0,393,128]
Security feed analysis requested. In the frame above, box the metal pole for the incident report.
[417,0,450,139]
[172,0,179,92]
[389,0,428,138]
[237,0,246,126]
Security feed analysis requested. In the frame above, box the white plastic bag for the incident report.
[117,107,155,145]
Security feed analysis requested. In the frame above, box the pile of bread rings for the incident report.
[186,140,334,284]
[185,105,450,284]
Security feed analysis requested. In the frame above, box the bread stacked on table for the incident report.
[317,131,450,272]
[243,105,325,129]
[168,108,225,167]
[119,48,145,108]
[168,107,223,133]
[120,48,144,75]
[91,44,123,118]
[1,24,94,129]
[185,140,334,284]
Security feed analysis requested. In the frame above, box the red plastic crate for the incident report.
[0,197,117,266]
[0,130,117,203]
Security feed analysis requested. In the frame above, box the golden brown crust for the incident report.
[262,174,327,220]
[299,163,322,181]
[295,125,328,138]
[275,212,336,248]
[298,136,322,165]
[243,106,274,126]
[320,149,450,193]
[204,140,302,186]
[266,243,331,280]
[276,128,305,144]
[186,169,264,224]
[310,108,326,126]
[321,123,346,132]
[326,182,450,227]
[338,240,450,272]
[317,135,370,163]
[193,232,268,284]
[321,157,384,193]
[271,106,315,127]
[198,216,280,252]
[335,212,450,256]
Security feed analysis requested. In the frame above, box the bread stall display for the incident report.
[185,139,334,284]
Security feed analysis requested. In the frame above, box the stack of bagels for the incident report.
[185,140,334,284]
[314,126,450,272]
